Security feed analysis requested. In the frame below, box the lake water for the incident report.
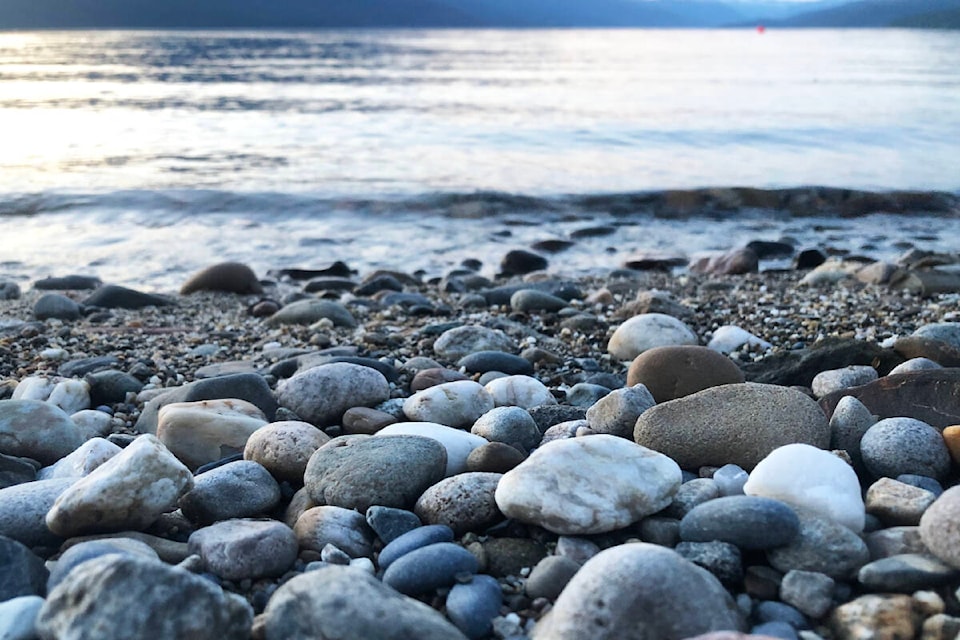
[0,29,958,289]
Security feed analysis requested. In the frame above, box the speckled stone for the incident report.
[243,420,330,483]
[767,509,870,580]
[585,384,656,439]
[294,505,375,558]
[865,478,937,526]
[179,460,281,525]
[414,472,503,536]
[920,486,960,569]
[188,518,297,580]
[0,400,84,465]
[276,363,390,427]
[860,417,951,481]
[471,406,541,451]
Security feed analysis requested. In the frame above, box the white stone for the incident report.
[11,376,54,402]
[47,379,91,414]
[275,362,390,427]
[484,375,557,409]
[46,434,194,537]
[157,398,268,470]
[495,434,682,535]
[71,409,114,439]
[707,325,773,354]
[403,380,495,428]
[432,325,517,360]
[744,443,865,532]
[799,260,861,286]
[376,422,488,476]
[889,358,942,375]
[811,366,878,399]
[0,595,44,640]
[607,313,698,361]
[37,437,121,480]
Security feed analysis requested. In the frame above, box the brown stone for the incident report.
[465,442,526,473]
[689,248,759,276]
[890,269,960,297]
[180,262,263,295]
[820,370,960,429]
[341,407,397,435]
[942,425,960,464]
[893,337,960,368]
[627,345,745,403]
[830,594,920,640]
[865,478,937,526]
[409,368,470,392]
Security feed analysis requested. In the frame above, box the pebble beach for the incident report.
[3,200,960,640]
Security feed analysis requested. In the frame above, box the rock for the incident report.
[376,423,486,476]
[689,248,759,275]
[780,570,835,619]
[33,293,82,321]
[37,437,120,481]
[829,595,919,640]
[865,478,936,526]
[622,251,688,271]
[179,460,280,524]
[156,398,268,471]
[82,285,173,309]
[377,524,454,570]
[188,518,297,580]
[501,249,547,276]
[714,464,749,496]
[470,406,540,451]
[0,479,73,546]
[276,362,389,427]
[867,526,928,560]
[341,407,397,434]
[135,373,277,435]
[85,369,144,406]
[920,486,960,568]
[46,379,91,414]
[46,538,159,591]
[510,289,568,313]
[529,405,587,433]
[45,434,193,537]
[889,357,943,375]
[495,435,681,535]
[663,478,720,519]
[811,366,877,399]
[294,505,374,558]
[860,417,951,480]
[465,442,526,473]
[679,496,801,550]
[432,325,517,361]
[484,375,556,408]
[304,435,446,511]
[0,399,84,465]
[607,313,699,361]
[266,299,356,327]
[409,368,470,392]
[243,420,330,483]
[36,555,251,640]
[180,262,262,295]
[10,377,54,402]
[857,554,957,593]
[565,383,611,407]
[382,542,479,595]
[820,370,960,429]
[71,409,113,440]
[635,383,830,470]
[526,555,581,600]
[912,322,960,348]
[446,574,503,640]
[707,325,773,355]
[744,444,865,532]
[828,395,876,468]
[767,510,871,580]
[584,384,655,438]
[0,536,47,600]
[892,269,960,297]
[744,337,900,388]
[34,275,101,290]
[675,540,743,586]
[482,537,546,577]
[531,543,744,639]
[627,346,744,403]
[458,351,534,376]
[261,564,468,640]
[415,472,503,535]
[366,506,422,545]
[0,453,36,489]
[403,380,495,428]
[0,595,43,640]
[892,337,960,368]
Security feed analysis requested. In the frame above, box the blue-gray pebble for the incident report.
[378,524,455,570]
[445,574,502,640]
[752,621,799,640]
[366,506,423,544]
[680,496,800,550]
[458,351,533,376]
[382,542,479,596]
[713,464,749,496]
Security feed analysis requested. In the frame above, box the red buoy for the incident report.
[757,24,766,34]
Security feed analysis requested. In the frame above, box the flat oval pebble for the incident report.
[432,325,517,361]
[409,367,470,392]
[243,420,330,483]
[414,472,503,535]
[261,565,468,640]
[860,417,951,480]
[679,496,801,550]
[484,375,557,408]
[382,541,479,596]
[304,435,447,511]
[766,509,870,579]
[607,313,698,362]
[188,518,298,580]
[744,443,865,532]
[857,553,958,593]
[531,543,744,639]
[294,505,374,558]
[0,399,84,465]
[180,262,262,295]
[276,362,390,427]
[627,345,745,402]
[446,574,503,640]
[376,422,487,476]
[179,460,280,525]
[510,289,568,313]
[458,351,534,376]
[470,406,540,451]
[265,298,356,327]
[495,434,681,535]
[403,380,495,428]
[634,383,830,470]
[156,398,268,470]
[377,524,455,570]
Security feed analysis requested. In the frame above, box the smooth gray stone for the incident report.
[767,510,871,580]
[751,621,799,640]
[896,474,943,497]
[713,464,749,496]
[188,519,298,581]
[527,405,587,434]
[458,351,533,376]
[680,496,801,550]
[779,570,835,619]
[0,479,73,547]
[37,555,251,640]
[0,536,48,600]
[47,538,158,592]
[0,453,37,489]
[33,293,81,321]
[265,299,356,328]
[0,400,83,465]
[365,506,422,545]
[525,555,581,600]
[0,595,43,640]
[857,553,958,592]
[860,417,951,480]
[382,542,479,596]
[82,285,173,309]
[674,540,743,586]
[663,478,720,519]
[294,355,399,383]
[0,281,21,300]
[34,275,102,290]
[85,370,144,406]
[510,289,568,313]
[470,406,540,451]
[755,600,809,629]
[179,460,281,525]
[585,384,656,439]
[565,383,611,408]
[58,355,121,378]
[446,574,503,640]
[261,565,468,640]
[377,525,455,570]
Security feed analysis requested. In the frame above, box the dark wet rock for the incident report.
[892,336,960,367]
[481,281,582,306]
[33,275,102,290]
[500,249,548,276]
[303,277,357,293]
[745,241,794,259]
[0,280,20,300]
[33,293,82,321]
[83,285,174,309]
[85,369,144,406]
[531,239,575,253]
[459,351,534,376]
[0,535,48,600]
[675,541,744,587]
[0,453,37,489]
[689,248,759,275]
[59,355,121,378]
[528,405,587,433]
[482,537,547,578]
[794,249,827,270]
[355,274,404,297]
[742,337,903,387]
[270,262,353,280]
[820,369,960,429]
[266,299,356,328]
[180,262,262,295]
[622,251,688,271]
